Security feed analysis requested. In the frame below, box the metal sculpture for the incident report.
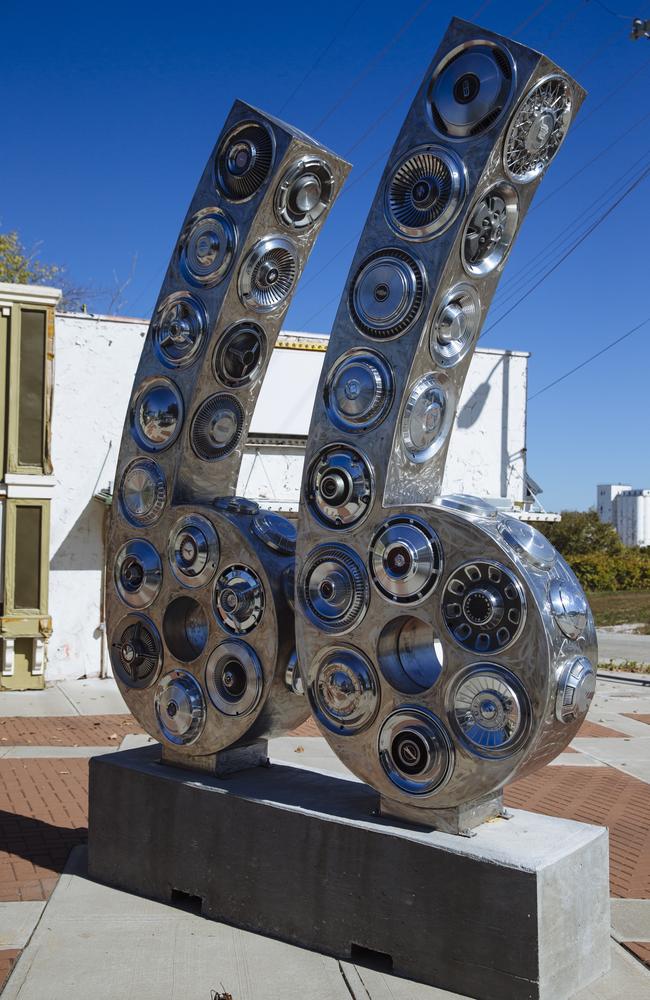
[107,101,350,766]
[295,18,596,832]
[106,19,597,836]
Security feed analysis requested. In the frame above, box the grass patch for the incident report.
[599,660,650,675]
[587,590,650,634]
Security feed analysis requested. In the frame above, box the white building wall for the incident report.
[614,491,650,547]
[597,483,631,524]
[239,341,529,509]
[48,314,145,681]
[49,314,529,680]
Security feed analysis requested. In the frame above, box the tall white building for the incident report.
[597,484,650,547]
[596,483,631,525]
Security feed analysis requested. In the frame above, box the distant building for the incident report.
[597,484,650,547]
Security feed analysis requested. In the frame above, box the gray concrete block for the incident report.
[88,747,611,1000]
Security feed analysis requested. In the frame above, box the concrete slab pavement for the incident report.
[4,847,649,1000]
[610,900,650,943]
[0,903,45,949]
[0,678,128,718]
[597,630,650,665]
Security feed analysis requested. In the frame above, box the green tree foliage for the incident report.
[540,510,623,557]
[0,229,91,311]
[0,230,63,286]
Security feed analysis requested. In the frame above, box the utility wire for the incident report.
[530,315,650,398]
[590,0,637,19]
[530,104,650,213]
[492,149,650,311]
[492,147,650,305]
[480,162,650,339]
[276,0,367,116]
[311,0,436,132]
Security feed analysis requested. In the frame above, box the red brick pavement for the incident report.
[0,951,20,992]
[505,766,650,898]
[623,942,650,969]
[0,758,88,902]
[623,713,650,726]
[577,720,626,738]
[0,715,142,746]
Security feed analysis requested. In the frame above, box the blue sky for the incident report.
[2,0,649,512]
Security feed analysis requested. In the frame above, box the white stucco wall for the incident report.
[49,314,528,680]
[239,342,528,508]
[48,314,146,681]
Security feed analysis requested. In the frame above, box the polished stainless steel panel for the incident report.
[295,18,591,827]
[107,101,350,762]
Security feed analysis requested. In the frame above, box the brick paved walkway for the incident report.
[504,765,650,898]
[0,758,88,902]
[0,715,142,746]
[0,952,19,993]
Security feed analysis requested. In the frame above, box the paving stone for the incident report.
[610,899,650,942]
[0,715,142,746]
[505,766,650,898]
[0,950,20,993]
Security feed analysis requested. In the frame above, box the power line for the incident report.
[571,52,650,132]
[480,162,650,339]
[590,0,636,20]
[492,146,650,306]
[276,0,367,116]
[530,103,650,213]
[530,314,650,399]
[311,0,436,132]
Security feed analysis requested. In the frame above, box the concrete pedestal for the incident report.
[88,746,610,1000]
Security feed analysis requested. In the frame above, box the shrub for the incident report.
[564,551,650,592]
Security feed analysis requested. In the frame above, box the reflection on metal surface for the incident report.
[168,514,220,589]
[349,248,425,339]
[252,511,296,555]
[276,156,334,230]
[214,321,267,388]
[311,646,379,734]
[443,560,525,653]
[385,146,466,239]
[285,649,304,695]
[432,494,497,518]
[119,460,167,527]
[369,515,442,603]
[114,539,162,609]
[152,292,207,369]
[308,444,373,528]
[379,707,454,794]
[429,283,480,368]
[498,516,556,570]
[429,40,515,139]
[300,544,369,634]
[238,236,298,312]
[162,596,209,662]
[110,614,162,689]
[505,75,573,183]
[179,207,237,287]
[451,665,530,757]
[190,394,244,461]
[401,374,452,464]
[131,378,183,452]
[324,350,393,433]
[377,617,443,694]
[556,656,596,723]
[155,669,205,745]
[462,183,518,277]
[550,577,588,639]
[206,640,263,717]
[216,120,275,201]
[214,565,264,635]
